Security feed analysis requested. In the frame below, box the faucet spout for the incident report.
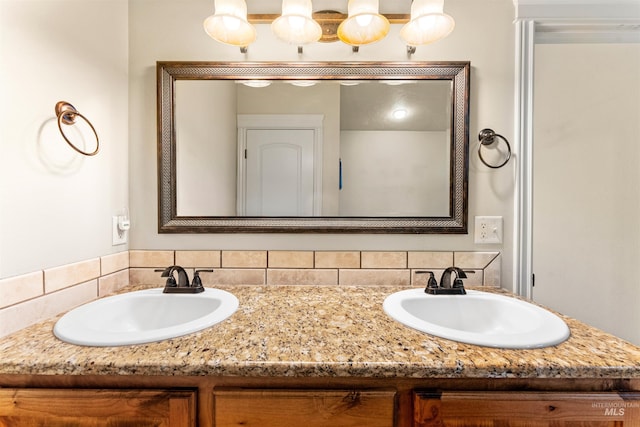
[155,265,191,289]
[439,267,468,288]
[171,266,190,287]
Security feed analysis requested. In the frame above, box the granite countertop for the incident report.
[1,285,639,379]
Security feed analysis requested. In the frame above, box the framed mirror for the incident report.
[157,61,469,233]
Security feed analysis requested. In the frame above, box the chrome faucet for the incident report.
[155,265,206,293]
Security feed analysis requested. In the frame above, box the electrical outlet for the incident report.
[112,216,127,245]
[474,216,502,244]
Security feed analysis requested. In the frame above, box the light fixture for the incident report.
[401,0,455,54]
[337,0,390,51]
[202,1,456,54]
[203,0,256,52]
[272,0,322,53]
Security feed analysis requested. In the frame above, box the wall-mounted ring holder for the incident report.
[478,128,511,169]
[55,101,100,156]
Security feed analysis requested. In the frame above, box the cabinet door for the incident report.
[215,388,395,427]
[414,391,640,427]
[0,389,196,427]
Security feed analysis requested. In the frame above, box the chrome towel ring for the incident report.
[55,101,100,156]
[478,128,511,169]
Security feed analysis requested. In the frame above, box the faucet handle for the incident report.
[416,271,438,293]
[192,269,214,288]
[452,269,475,289]
[154,268,177,287]
[154,267,171,277]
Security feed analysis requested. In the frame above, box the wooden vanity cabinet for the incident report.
[413,391,640,426]
[0,388,196,427]
[214,388,396,427]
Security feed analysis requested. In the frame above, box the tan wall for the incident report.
[128,0,516,289]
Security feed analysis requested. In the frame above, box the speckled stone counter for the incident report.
[1,285,639,379]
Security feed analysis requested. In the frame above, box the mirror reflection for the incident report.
[175,79,452,217]
[158,62,469,233]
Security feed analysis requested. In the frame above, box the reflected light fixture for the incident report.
[392,108,408,120]
[401,0,455,54]
[203,0,256,52]
[240,80,272,88]
[289,80,318,87]
[337,0,390,51]
[272,0,322,53]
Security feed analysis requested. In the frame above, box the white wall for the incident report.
[0,0,129,279]
[532,43,640,344]
[128,0,516,289]
[339,131,449,217]
[176,80,237,216]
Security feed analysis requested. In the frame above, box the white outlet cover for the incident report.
[474,216,503,244]
[112,216,127,246]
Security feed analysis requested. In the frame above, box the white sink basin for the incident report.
[54,288,239,346]
[383,289,570,349]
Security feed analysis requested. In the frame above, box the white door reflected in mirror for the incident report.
[244,128,316,216]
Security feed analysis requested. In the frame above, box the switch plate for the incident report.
[112,216,127,245]
[474,216,503,244]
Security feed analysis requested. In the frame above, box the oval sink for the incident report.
[54,288,239,346]
[383,289,570,349]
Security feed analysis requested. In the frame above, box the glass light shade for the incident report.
[203,0,256,47]
[272,0,322,44]
[337,0,389,46]
[400,0,455,46]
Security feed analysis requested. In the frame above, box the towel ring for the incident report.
[55,101,100,156]
[478,128,511,169]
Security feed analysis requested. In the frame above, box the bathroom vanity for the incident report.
[1,285,639,426]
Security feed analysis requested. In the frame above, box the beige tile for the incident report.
[129,250,174,268]
[268,251,314,268]
[175,251,221,268]
[101,251,129,275]
[482,253,502,287]
[267,269,338,286]
[222,251,267,268]
[44,258,100,294]
[454,251,499,269]
[461,269,484,287]
[129,268,168,286]
[314,251,360,269]
[0,271,43,309]
[202,269,265,286]
[98,269,130,297]
[339,269,410,286]
[361,252,407,269]
[0,280,97,339]
[407,251,453,269]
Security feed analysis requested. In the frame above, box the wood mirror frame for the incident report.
[157,61,470,233]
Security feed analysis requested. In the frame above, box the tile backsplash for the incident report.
[0,252,129,338]
[0,250,500,339]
